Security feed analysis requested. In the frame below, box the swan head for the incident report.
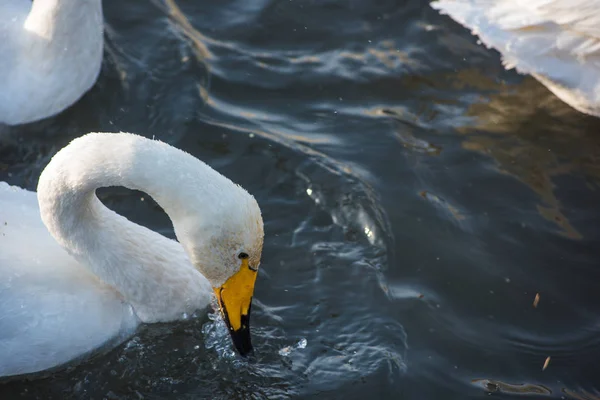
[174,187,264,356]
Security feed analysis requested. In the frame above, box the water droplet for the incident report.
[279,338,307,356]
[279,346,292,356]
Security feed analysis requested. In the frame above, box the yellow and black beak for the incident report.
[213,258,258,356]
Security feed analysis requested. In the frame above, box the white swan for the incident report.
[0,132,264,377]
[431,0,600,117]
[0,0,103,125]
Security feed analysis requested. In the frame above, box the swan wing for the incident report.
[431,0,600,116]
[0,183,138,377]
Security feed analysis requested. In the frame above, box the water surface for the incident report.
[1,0,600,399]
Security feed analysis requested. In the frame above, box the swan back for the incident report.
[0,183,139,377]
[0,0,104,125]
[431,0,600,116]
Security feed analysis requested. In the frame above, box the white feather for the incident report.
[0,0,103,125]
[0,132,264,377]
[431,0,600,117]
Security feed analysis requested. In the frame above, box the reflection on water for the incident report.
[162,0,212,61]
[562,388,600,400]
[419,190,465,223]
[473,379,600,400]
[447,70,600,239]
[473,378,552,396]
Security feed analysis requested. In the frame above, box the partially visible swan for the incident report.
[0,132,264,377]
[431,0,600,117]
[0,0,103,125]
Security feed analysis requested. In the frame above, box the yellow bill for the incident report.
[213,257,258,356]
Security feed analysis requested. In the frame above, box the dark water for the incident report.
[2,0,600,398]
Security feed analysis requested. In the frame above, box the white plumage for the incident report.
[0,0,104,125]
[0,132,264,377]
[431,0,600,117]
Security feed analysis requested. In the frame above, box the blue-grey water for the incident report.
[1,0,600,399]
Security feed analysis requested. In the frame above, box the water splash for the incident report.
[201,304,237,360]
[278,338,308,357]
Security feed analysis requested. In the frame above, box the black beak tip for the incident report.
[237,343,254,357]
[230,326,253,357]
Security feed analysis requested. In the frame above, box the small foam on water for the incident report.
[279,338,308,356]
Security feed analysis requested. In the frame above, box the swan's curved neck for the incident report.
[36,133,232,322]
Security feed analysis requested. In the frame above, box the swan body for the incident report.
[0,132,264,377]
[431,0,600,117]
[0,0,104,125]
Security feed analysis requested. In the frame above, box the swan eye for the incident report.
[238,252,249,259]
